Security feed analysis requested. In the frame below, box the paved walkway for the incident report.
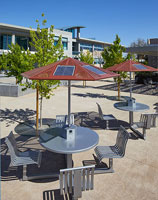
[1,79,158,200]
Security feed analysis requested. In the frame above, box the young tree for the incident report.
[80,50,94,64]
[0,53,7,72]
[102,35,129,100]
[79,50,94,87]
[0,44,34,84]
[102,34,125,68]
[23,13,64,129]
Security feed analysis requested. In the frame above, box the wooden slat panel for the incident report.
[91,167,94,190]
[69,171,72,194]
[86,168,90,190]
[64,171,68,194]
[82,169,86,191]
[74,170,82,199]
[60,172,63,195]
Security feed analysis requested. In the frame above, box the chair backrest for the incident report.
[5,132,19,166]
[60,165,95,199]
[65,114,75,125]
[96,103,104,120]
[56,115,66,126]
[151,113,158,127]
[140,114,152,129]
[115,126,129,157]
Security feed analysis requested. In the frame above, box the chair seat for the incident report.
[102,115,116,121]
[11,150,41,167]
[132,122,145,129]
[95,146,122,162]
[19,150,40,161]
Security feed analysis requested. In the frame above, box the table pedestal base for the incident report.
[129,111,133,125]
[66,154,73,168]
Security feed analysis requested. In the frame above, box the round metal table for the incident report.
[114,101,150,125]
[40,126,99,168]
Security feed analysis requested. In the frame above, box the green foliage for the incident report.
[79,50,94,64]
[0,53,8,71]
[102,35,125,69]
[102,34,131,99]
[102,34,129,82]
[24,79,59,99]
[23,13,64,98]
[79,50,94,87]
[125,53,136,61]
[0,43,34,84]
[29,24,63,67]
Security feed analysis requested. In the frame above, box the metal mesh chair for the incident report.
[130,113,158,140]
[66,114,75,125]
[56,115,66,127]
[56,114,74,127]
[94,125,129,173]
[5,131,42,180]
[150,113,158,127]
[96,103,116,129]
[59,165,95,200]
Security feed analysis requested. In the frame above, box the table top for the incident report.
[114,101,150,112]
[39,126,99,154]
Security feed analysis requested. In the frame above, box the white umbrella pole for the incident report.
[68,80,71,126]
[130,72,132,100]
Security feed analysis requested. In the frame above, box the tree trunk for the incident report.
[83,80,86,87]
[36,82,39,137]
[118,81,120,100]
[40,96,43,128]
[16,78,18,85]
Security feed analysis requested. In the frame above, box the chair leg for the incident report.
[143,128,146,140]
[109,158,113,170]
[153,116,157,127]
[106,120,109,129]
[22,165,27,181]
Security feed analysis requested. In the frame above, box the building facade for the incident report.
[59,26,111,65]
[126,38,158,69]
[0,23,112,66]
[0,23,72,57]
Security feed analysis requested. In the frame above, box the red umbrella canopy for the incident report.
[22,57,119,80]
[107,60,158,72]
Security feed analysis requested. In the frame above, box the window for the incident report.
[0,34,12,50]
[62,42,68,50]
[80,43,93,52]
[94,44,104,51]
[54,40,58,46]
[65,28,75,38]
[62,37,68,50]
[54,36,68,50]
[15,36,29,50]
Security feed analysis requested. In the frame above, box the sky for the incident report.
[1,0,158,47]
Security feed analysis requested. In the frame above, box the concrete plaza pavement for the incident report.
[1,79,158,200]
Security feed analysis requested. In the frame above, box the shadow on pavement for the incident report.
[14,118,55,136]
[0,108,36,127]
[1,135,66,183]
[74,111,129,130]
[43,189,70,200]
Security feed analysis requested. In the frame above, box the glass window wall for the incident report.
[80,43,93,52]
[54,36,68,50]
[0,34,12,50]
[15,36,29,50]
[94,44,104,51]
